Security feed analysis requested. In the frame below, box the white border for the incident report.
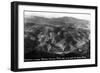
[18,5,96,68]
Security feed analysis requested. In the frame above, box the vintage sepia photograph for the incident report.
[24,11,90,62]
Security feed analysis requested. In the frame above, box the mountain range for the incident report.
[25,16,90,29]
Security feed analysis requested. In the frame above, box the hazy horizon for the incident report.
[24,11,91,21]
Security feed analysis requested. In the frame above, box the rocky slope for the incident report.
[24,16,90,60]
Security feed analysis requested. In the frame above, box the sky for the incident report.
[24,11,91,21]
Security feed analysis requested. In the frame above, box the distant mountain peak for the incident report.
[25,16,90,29]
